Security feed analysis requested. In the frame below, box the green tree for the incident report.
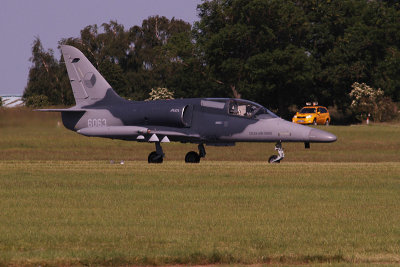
[59,17,201,100]
[98,60,129,97]
[303,0,400,109]
[24,37,73,106]
[195,0,400,117]
[125,16,201,99]
[24,3,400,119]
[194,0,313,116]
[153,23,222,98]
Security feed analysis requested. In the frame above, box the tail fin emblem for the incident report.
[83,72,96,88]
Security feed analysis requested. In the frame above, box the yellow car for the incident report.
[292,105,331,126]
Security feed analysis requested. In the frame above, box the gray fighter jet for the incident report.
[38,45,337,163]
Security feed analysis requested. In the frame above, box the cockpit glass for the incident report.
[254,107,278,119]
[227,100,277,119]
[299,107,316,113]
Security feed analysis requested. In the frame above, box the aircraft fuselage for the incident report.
[61,93,336,145]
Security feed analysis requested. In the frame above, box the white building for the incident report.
[1,96,25,107]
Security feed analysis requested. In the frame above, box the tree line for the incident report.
[24,0,400,120]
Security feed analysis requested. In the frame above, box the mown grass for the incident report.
[1,161,399,266]
[1,108,400,266]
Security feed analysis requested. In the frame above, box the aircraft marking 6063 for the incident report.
[87,119,106,127]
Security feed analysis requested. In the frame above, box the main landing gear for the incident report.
[268,141,285,164]
[148,143,207,164]
[148,142,164,163]
[147,142,284,164]
[185,144,206,163]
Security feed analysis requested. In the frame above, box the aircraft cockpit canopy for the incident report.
[228,99,277,119]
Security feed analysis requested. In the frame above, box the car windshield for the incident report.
[228,99,278,119]
[299,107,316,113]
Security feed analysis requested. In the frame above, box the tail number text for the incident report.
[88,118,107,127]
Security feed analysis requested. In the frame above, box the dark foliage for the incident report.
[24,2,400,119]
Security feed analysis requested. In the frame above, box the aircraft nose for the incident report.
[308,128,337,143]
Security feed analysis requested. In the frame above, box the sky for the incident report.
[0,0,202,96]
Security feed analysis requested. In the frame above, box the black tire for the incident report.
[325,119,330,126]
[313,119,317,126]
[268,155,280,163]
[148,151,163,163]
[185,151,200,163]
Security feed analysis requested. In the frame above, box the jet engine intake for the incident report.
[144,104,193,127]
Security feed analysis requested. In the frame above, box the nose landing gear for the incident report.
[268,141,284,163]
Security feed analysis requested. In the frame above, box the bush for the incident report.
[349,82,397,122]
[376,97,398,122]
[146,87,174,101]
[326,105,358,125]
[25,95,49,108]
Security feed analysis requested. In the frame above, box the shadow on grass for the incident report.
[77,252,346,266]
[8,252,400,266]
[0,252,348,266]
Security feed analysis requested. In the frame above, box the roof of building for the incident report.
[1,96,24,108]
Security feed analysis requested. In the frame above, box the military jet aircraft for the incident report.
[38,45,337,163]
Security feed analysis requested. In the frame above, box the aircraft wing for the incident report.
[35,109,86,112]
[77,126,199,143]
[78,126,149,137]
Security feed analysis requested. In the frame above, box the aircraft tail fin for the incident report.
[61,45,125,106]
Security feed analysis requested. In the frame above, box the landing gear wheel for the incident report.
[268,141,284,164]
[185,151,200,163]
[325,119,329,126]
[148,151,163,163]
[268,155,280,163]
[313,119,317,126]
[148,142,164,164]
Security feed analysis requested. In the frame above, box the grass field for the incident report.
[0,108,400,266]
